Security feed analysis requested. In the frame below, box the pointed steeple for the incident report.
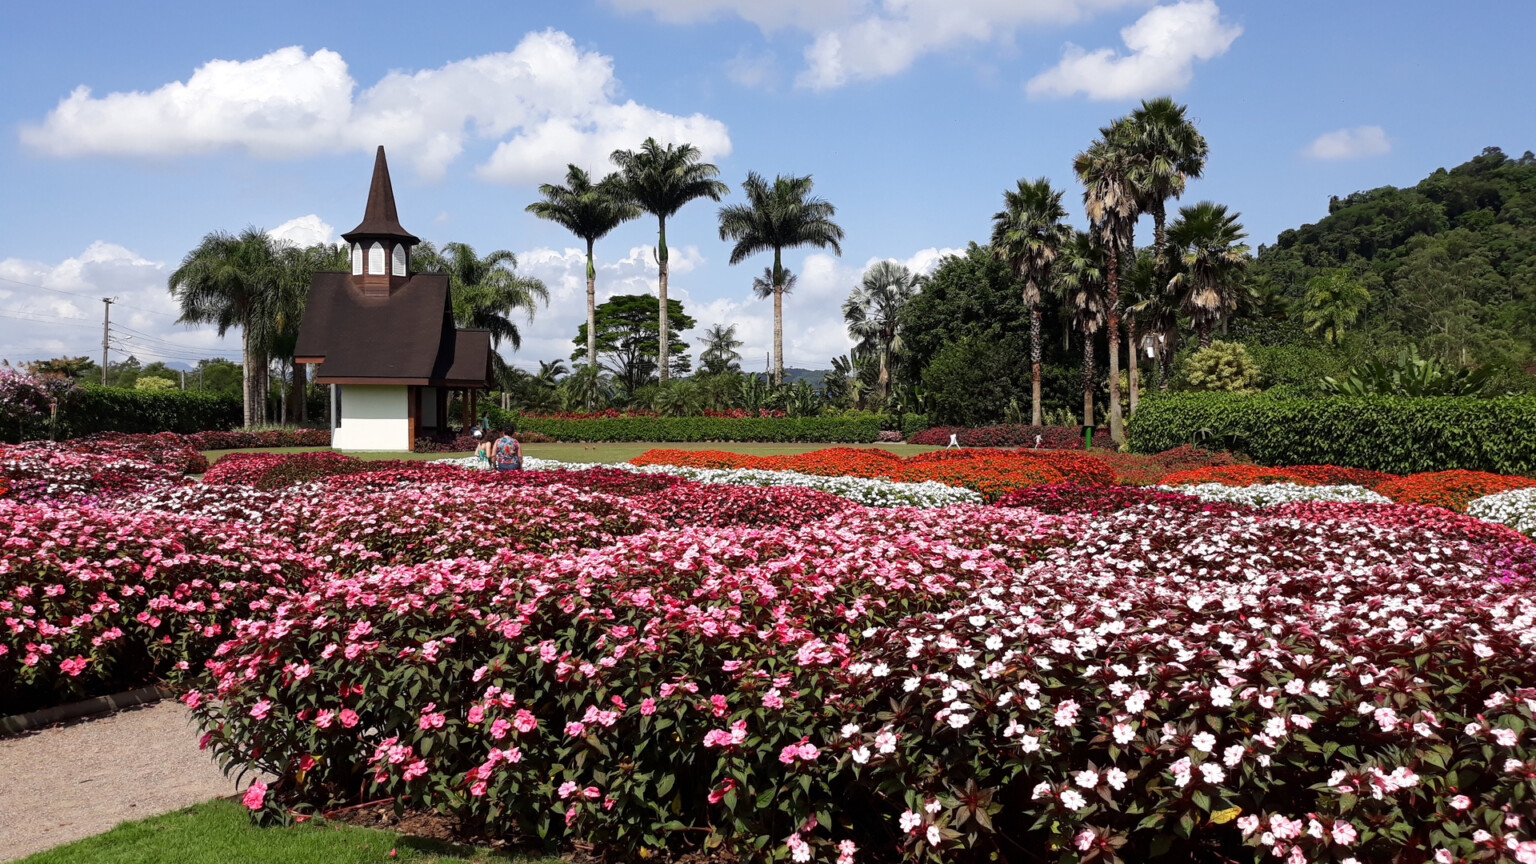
[342,146,420,244]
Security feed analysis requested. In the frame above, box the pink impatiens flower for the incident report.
[241,780,267,810]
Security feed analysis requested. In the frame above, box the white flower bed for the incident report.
[433,455,982,508]
[1158,482,1390,507]
[1466,487,1536,537]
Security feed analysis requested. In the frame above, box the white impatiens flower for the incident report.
[1191,731,1217,752]
[1466,487,1536,537]
[1158,482,1389,507]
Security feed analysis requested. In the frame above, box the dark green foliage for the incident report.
[922,336,1027,426]
[901,414,931,436]
[573,294,696,394]
[1127,392,1536,474]
[59,386,241,437]
[1321,346,1500,397]
[484,408,895,443]
[1251,147,1536,367]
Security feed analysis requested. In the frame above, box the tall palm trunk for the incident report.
[1159,336,1174,390]
[289,360,307,425]
[586,238,598,367]
[1081,336,1095,428]
[1106,254,1123,445]
[1126,316,1140,418]
[1152,204,1168,255]
[772,249,785,386]
[1029,306,1043,426]
[241,330,254,428]
[656,217,670,384]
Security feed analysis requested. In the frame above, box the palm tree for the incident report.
[413,242,549,403]
[268,241,347,424]
[1121,249,1164,416]
[1075,131,1140,445]
[1303,269,1371,345]
[842,261,918,405]
[610,138,728,383]
[1120,97,1209,252]
[751,266,797,301]
[1165,201,1250,347]
[717,172,845,385]
[526,165,639,367]
[1059,232,1109,427]
[991,177,1073,426]
[697,323,744,376]
[168,228,283,426]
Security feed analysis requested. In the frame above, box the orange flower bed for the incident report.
[1160,464,1316,488]
[1284,465,1401,489]
[889,456,1064,501]
[1022,451,1117,485]
[628,449,749,469]
[1376,470,1536,513]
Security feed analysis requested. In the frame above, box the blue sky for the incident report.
[2,0,1532,372]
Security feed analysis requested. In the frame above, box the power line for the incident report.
[0,274,182,321]
[111,322,232,356]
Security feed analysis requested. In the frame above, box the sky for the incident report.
[2,0,1533,374]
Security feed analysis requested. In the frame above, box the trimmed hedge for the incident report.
[1127,392,1536,475]
[59,386,242,437]
[486,408,897,443]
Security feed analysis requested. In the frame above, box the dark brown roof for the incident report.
[295,271,492,387]
[341,146,421,245]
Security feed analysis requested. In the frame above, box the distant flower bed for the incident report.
[907,423,1114,449]
[1161,481,1391,507]
[1466,487,1536,537]
[1376,469,1536,513]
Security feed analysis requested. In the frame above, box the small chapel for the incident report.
[294,146,492,451]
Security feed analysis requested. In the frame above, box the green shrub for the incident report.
[1177,340,1262,392]
[59,386,242,437]
[1128,392,1536,474]
[486,409,895,443]
[901,413,931,437]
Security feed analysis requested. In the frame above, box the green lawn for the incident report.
[16,799,556,864]
[202,441,943,466]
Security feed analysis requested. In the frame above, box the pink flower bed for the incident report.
[4,444,1536,863]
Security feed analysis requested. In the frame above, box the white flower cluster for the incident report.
[1160,482,1391,507]
[433,455,983,508]
[1466,487,1536,538]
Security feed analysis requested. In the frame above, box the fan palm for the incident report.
[991,176,1073,426]
[526,165,639,366]
[168,227,283,426]
[1120,97,1209,252]
[718,172,845,384]
[610,138,728,383]
[1165,201,1250,346]
[842,261,918,405]
[1059,232,1110,427]
[1075,130,1140,444]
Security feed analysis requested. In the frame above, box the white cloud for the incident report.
[1304,126,1391,161]
[0,243,242,367]
[268,214,335,247]
[1025,0,1240,100]
[612,0,1140,90]
[725,49,778,88]
[20,31,731,184]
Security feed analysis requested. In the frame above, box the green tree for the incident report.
[717,172,845,384]
[1302,268,1372,345]
[991,176,1074,426]
[413,241,549,390]
[697,323,744,376]
[271,241,347,423]
[191,358,242,397]
[134,376,176,391]
[610,138,728,383]
[572,294,696,396]
[25,356,97,381]
[1166,201,1251,347]
[1120,97,1209,252]
[843,261,918,405]
[921,336,1024,427]
[525,165,640,366]
[1075,128,1140,444]
[1059,231,1109,427]
[168,228,282,426]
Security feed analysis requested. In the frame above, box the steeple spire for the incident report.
[342,146,420,244]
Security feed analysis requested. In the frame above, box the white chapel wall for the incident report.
[332,384,409,451]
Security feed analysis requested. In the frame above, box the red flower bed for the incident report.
[0,441,186,503]
[1267,501,1535,547]
[1376,470,1536,513]
[1017,450,1117,485]
[636,483,859,528]
[203,451,456,490]
[756,447,904,477]
[79,432,211,474]
[889,454,1063,501]
[1284,464,1401,489]
[993,482,1249,515]
[1160,464,1316,488]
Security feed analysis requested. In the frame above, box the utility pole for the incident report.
[180,369,186,390]
[101,297,114,385]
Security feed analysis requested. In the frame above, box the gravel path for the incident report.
[0,701,245,862]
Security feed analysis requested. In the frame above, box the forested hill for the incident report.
[1250,146,1536,366]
